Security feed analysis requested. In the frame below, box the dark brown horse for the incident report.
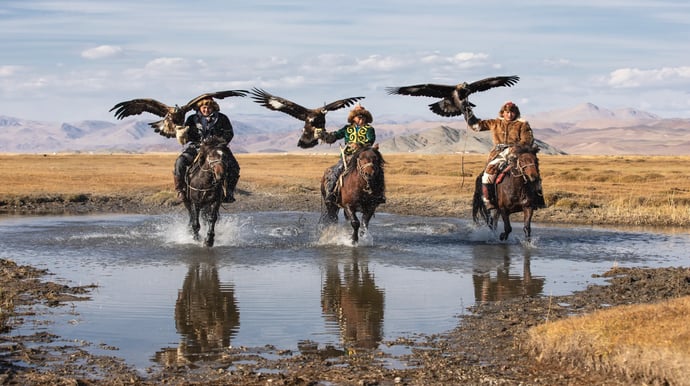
[183,137,235,247]
[320,146,385,244]
[473,145,542,241]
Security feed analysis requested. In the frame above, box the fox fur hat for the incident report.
[347,103,373,124]
[196,98,220,112]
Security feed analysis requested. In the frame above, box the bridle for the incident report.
[512,153,538,183]
[186,150,226,194]
[356,153,377,194]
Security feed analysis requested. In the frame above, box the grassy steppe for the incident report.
[1,153,690,226]
[1,152,690,384]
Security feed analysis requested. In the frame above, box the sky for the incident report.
[1,0,689,124]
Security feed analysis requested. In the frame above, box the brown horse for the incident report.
[473,144,542,241]
[183,137,235,247]
[320,146,386,244]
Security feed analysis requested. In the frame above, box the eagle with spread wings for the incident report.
[110,90,248,138]
[386,75,520,117]
[249,87,365,148]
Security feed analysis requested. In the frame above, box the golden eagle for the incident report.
[249,87,365,148]
[386,75,520,117]
[110,90,248,138]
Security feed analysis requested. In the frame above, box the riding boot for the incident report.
[224,171,239,203]
[173,174,185,202]
[482,183,495,210]
[324,172,340,204]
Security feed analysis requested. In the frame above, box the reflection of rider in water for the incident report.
[471,246,544,302]
[321,256,384,350]
[461,101,545,209]
[169,261,239,363]
[316,104,385,205]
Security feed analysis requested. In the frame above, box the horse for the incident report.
[320,146,386,244]
[182,137,235,247]
[473,144,542,242]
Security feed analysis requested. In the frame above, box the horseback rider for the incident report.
[315,103,386,205]
[460,101,545,209]
[173,97,241,203]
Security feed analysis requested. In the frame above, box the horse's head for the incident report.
[349,146,385,183]
[198,137,229,181]
[297,110,326,149]
[512,145,540,183]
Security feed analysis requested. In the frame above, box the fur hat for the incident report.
[499,101,520,119]
[196,98,220,112]
[347,103,373,124]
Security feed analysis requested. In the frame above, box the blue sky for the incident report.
[1,0,689,123]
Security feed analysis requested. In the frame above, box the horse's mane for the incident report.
[515,144,540,155]
[514,144,540,171]
[346,145,385,170]
[198,136,227,159]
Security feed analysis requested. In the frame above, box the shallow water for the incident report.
[1,211,689,371]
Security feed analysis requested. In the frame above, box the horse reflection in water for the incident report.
[155,257,239,365]
[472,245,544,302]
[321,252,385,352]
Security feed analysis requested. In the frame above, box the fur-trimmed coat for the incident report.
[470,118,534,160]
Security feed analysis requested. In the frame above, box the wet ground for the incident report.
[1,194,689,385]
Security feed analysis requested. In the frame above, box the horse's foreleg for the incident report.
[189,204,201,242]
[204,204,221,248]
[360,208,375,237]
[499,211,512,241]
[343,206,360,244]
[523,208,533,242]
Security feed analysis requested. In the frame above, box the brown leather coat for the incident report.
[471,118,534,160]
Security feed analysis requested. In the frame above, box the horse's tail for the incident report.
[472,174,489,225]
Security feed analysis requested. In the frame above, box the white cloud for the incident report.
[81,45,123,60]
[0,65,23,77]
[608,66,690,88]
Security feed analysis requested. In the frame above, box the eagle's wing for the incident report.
[466,75,520,94]
[109,98,171,120]
[249,88,311,121]
[385,84,455,99]
[322,96,366,112]
[180,90,249,114]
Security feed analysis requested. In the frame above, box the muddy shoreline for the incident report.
[1,195,689,385]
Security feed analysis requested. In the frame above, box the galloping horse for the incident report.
[182,137,235,247]
[320,146,386,244]
[473,144,542,241]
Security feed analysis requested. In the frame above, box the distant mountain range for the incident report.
[1,103,687,155]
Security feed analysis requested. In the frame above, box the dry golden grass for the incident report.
[2,153,690,225]
[529,296,690,385]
